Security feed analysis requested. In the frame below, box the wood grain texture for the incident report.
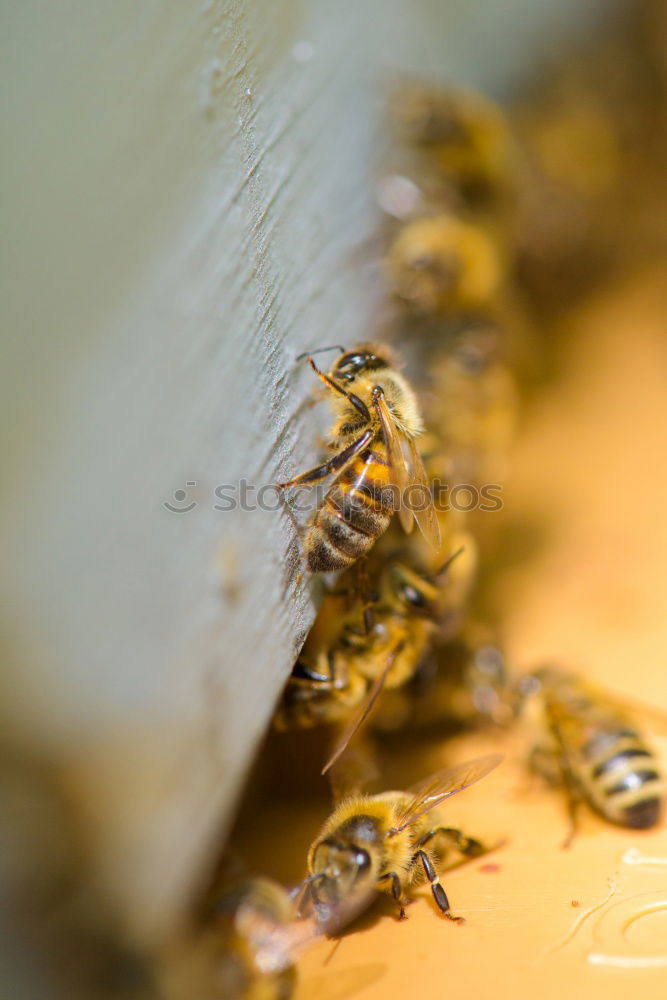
[0,0,612,956]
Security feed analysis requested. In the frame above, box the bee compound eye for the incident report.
[402,583,426,607]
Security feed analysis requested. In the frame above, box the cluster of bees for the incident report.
[190,80,665,1000]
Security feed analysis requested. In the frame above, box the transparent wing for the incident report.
[327,740,380,805]
[406,437,441,549]
[372,391,413,534]
[389,753,503,835]
[321,642,405,776]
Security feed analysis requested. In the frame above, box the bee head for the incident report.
[387,563,438,615]
[330,343,396,384]
[309,842,373,908]
[309,813,381,913]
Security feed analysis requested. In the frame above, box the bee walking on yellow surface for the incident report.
[527,668,664,844]
[303,754,502,927]
[277,343,440,572]
[466,660,664,844]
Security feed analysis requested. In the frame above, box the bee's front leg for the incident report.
[378,871,411,920]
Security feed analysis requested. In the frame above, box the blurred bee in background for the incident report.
[388,82,518,210]
[277,343,440,572]
[274,546,472,776]
[420,314,519,488]
[161,875,298,1000]
[385,214,505,319]
[377,82,522,324]
[303,754,502,929]
[465,660,664,844]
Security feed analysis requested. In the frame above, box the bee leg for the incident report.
[417,826,487,859]
[306,358,371,422]
[416,849,464,924]
[529,744,564,788]
[276,429,373,489]
[379,872,410,920]
[531,747,582,849]
[356,558,379,634]
[560,772,583,850]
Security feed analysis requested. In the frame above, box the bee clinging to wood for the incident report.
[277,343,440,572]
[303,754,502,929]
[274,547,469,774]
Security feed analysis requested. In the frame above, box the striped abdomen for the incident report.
[306,439,396,572]
[565,718,662,829]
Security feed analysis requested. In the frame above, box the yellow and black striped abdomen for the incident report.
[306,440,396,572]
[573,724,663,829]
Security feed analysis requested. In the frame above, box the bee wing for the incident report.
[538,670,667,738]
[405,436,441,549]
[328,734,381,804]
[372,391,414,534]
[321,642,405,776]
[389,753,503,835]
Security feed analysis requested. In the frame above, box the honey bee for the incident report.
[528,668,664,841]
[163,876,298,1000]
[385,214,504,318]
[274,547,470,772]
[388,82,517,208]
[277,344,440,572]
[466,660,664,842]
[303,754,502,927]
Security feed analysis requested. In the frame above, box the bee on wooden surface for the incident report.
[466,661,664,843]
[277,343,440,572]
[385,214,504,319]
[303,754,502,928]
[388,82,517,209]
[274,548,470,772]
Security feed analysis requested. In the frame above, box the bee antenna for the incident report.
[434,546,465,578]
[295,345,346,362]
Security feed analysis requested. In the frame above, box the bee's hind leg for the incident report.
[416,826,488,859]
